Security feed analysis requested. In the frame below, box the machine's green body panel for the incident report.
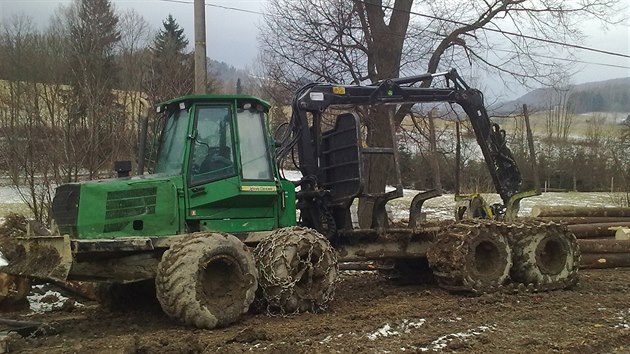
[55,94,298,240]
[75,175,184,239]
[278,180,297,227]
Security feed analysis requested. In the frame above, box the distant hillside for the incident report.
[208,59,251,93]
[495,77,630,114]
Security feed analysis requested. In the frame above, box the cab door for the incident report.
[185,103,280,233]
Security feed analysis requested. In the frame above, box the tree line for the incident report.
[395,107,630,207]
[257,0,625,226]
[1,0,628,222]
[568,85,630,114]
[0,0,229,221]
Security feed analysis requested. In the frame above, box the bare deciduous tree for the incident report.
[259,0,623,225]
[0,17,56,221]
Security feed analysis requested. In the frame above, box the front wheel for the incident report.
[155,233,258,329]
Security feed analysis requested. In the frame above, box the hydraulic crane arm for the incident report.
[277,69,524,233]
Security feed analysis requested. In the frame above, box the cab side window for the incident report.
[190,106,235,184]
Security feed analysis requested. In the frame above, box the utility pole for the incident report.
[194,0,207,94]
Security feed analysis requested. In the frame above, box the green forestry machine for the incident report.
[1,70,579,329]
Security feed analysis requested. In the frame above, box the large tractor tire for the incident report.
[253,226,338,314]
[427,221,512,293]
[155,233,257,329]
[509,223,580,287]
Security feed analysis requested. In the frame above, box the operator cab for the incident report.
[155,95,295,234]
[155,97,271,181]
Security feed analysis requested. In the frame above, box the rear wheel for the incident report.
[155,233,257,329]
[427,221,512,293]
[509,223,579,287]
[253,226,338,314]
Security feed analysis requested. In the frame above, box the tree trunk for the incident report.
[356,0,412,228]
[358,105,396,228]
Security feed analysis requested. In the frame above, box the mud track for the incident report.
[4,268,630,353]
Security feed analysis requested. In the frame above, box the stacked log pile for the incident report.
[532,205,630,269]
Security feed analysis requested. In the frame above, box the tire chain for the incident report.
[253,227,339,316]
[431,220,580,295]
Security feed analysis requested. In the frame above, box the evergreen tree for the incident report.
[153,14,188,56]
[143,14,193,170]
[66,0,122,179]
[69,0,120,92]
[147,14,193,102]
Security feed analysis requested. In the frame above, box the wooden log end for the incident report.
[616,228,630,241]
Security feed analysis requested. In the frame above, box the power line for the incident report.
[158,0,268,16]
[491,48,630,70]
[159,0,630,60]
[354,0,630,59]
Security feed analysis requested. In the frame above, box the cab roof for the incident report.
[157,94,271,112]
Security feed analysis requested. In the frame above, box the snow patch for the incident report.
[367,319,426,340]
[614,309,630,329]
[419,324,496,352]
[438,317,462,323]
[320,335,333,343]
[318,332,355,345]
[367,323,398,340]
[28,284,83,313]
[0,186,26,204]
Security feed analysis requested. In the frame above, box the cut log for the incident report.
[531,205,630,218]
[567,222,630,238]
[577,239,630,253]
[616,228,630,240]
[536,217,630,225]
[580,253,630,269]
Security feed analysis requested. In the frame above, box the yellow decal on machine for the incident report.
[332,86,346,95]
[240,185,277,192]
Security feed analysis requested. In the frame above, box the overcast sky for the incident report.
[1,0,629,100]
[0,0,265,69]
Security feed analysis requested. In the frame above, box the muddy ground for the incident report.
[2,268,630,354]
